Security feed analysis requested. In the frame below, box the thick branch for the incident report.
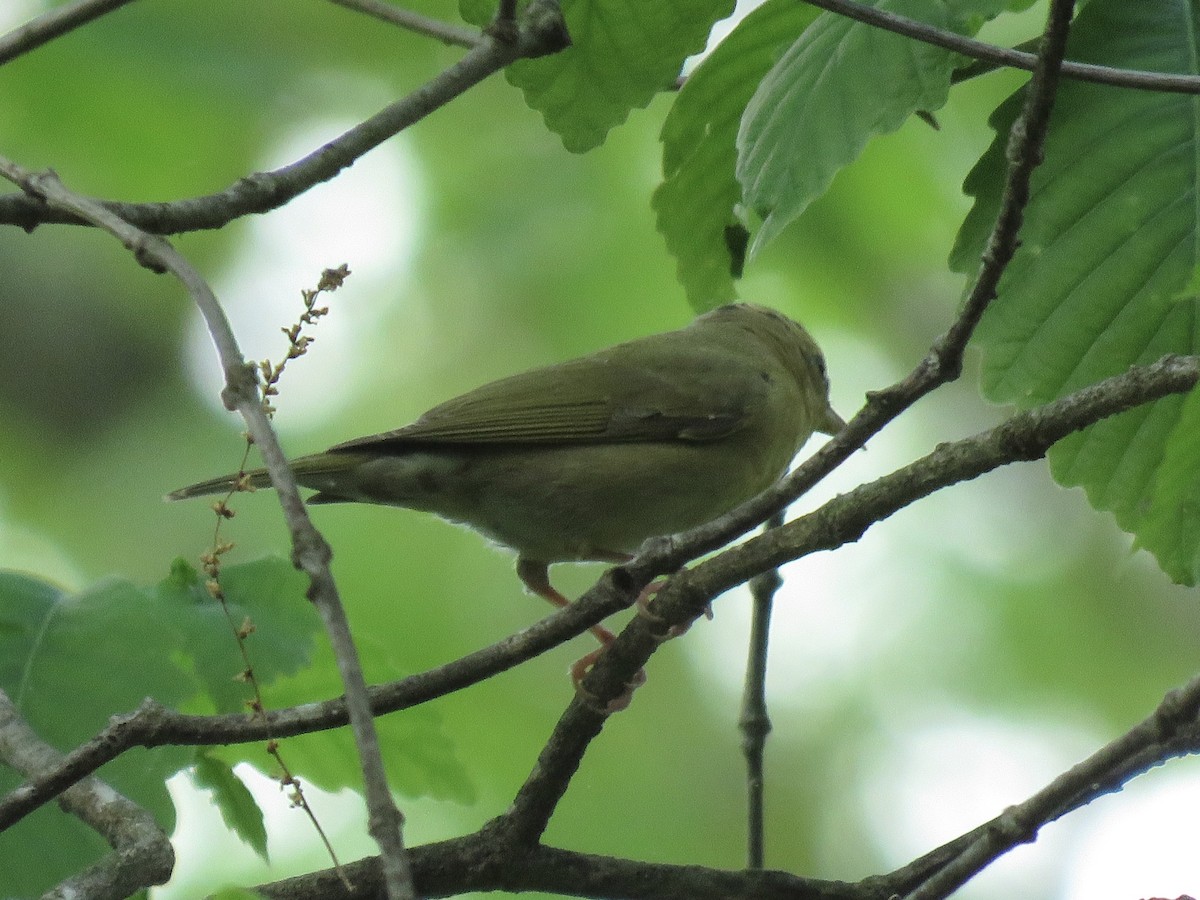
[0,691,173,899]
[253,836,874,900]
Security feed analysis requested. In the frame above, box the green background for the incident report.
[1,1,1197,897]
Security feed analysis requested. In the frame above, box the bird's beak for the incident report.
[818,405,848,436]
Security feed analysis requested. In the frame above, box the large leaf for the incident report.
[737,0,1009,255]
[462,0,734,151]
[951,0,1200,583]
[653,0,820,310]
[737,0,951,253]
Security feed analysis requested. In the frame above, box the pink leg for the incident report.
[516,556,645,709]
[516,557,615,646]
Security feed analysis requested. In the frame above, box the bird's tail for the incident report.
[164,467,274,501]
[165,452,363,502]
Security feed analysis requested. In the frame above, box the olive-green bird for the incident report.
[169,303,845,661]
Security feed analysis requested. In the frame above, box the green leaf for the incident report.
[653,0,820,310]
[950,0,1200,583]
[0,560,319,896]
[458,0,494,27]
[505,0,734,152]
[738,0,963,254]
[155,557,320,714]
[192,753,270,862]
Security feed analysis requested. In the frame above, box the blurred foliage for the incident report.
[0,0,1198,898]
[0,560,314,895]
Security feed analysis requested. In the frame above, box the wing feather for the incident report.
[330,335,770,453]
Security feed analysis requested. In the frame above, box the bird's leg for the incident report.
[516,556,645,709]
[516,557,615,646]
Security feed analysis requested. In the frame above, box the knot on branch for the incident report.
[518,0,571,57]
[995,420,1050,462]
[220,362,260,411]
[1155,682,1200,739]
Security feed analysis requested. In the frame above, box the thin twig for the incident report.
[0,0,137,66]
[0,159,416,900]
[325,0,480,48]
[932,0,1075,372]
[897,671,1200,899]
[800,0,1200,94]
[741,511,784,869]
[0,0,570,233]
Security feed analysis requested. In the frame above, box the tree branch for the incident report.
[0,0,137,66]
[0,589,628,832]
[894,671,1200,898]
[0,691,173,900]
[253,836,873,900]
[0,0,570,233]
[800,0,1200,94]
[325,0,481,48]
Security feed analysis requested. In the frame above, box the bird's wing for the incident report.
[330,338,769,451]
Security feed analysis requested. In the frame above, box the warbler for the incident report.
[170,303,844,666]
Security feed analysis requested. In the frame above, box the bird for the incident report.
[169,303,845,681]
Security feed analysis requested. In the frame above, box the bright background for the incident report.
[1,1,1198,897]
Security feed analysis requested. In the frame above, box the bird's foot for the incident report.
[635,577,711,640]
[571,648,646,713]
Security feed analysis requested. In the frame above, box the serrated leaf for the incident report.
[193,753,269,862]
[951,0,1200,583]
[738,0,962,254]
[653,0,820,310]
[505,0,734,152]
